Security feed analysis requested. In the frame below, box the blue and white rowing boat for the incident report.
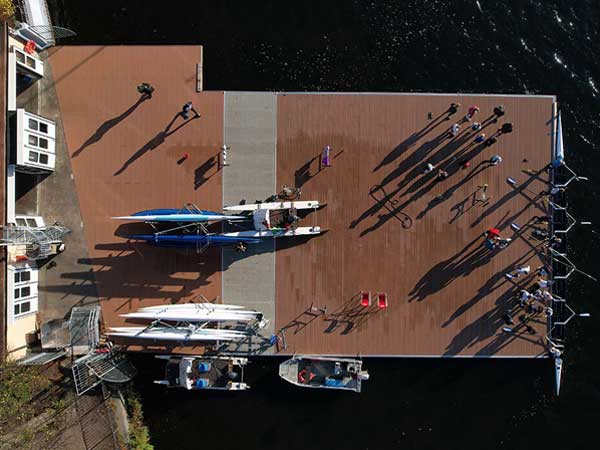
[113,208,246,223]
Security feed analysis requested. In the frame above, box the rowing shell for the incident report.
[113,214,246,222]
[138,303,246,311]
[121,310,260,323]
[223,200,322,212]
[222,227,321,238]
[108,327,248,342]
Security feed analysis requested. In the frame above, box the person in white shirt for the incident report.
[489,154,503,165]
[505,265,530,279]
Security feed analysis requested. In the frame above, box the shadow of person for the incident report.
[373,109,449,172]
[408,236,492,302]
[294,155,318,188]
[114,112,200,176]
[194,155,218,189]
[72,94,150,157]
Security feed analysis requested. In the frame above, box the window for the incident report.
[14,271,31,283]
[16,51,25,63]
[29,118,38,130]
[39,138,48,149]
[39,154,49,165]
[26,56,36,69]
[14,300,32,316]
[14,286,31,299]
[28,134,38,146]
[26,218,37,227]
[29,151,39,162]
[39,123,48,134]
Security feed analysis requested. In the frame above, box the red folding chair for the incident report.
[360,291,371,307]
[377,292,388,309]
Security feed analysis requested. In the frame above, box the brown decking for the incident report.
[275,93,554,357]
[48,46,223,352]
[48,45,554,357]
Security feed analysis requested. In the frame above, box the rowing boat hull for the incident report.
[127,234,262,247]
[138,303,246,311]
[121,311,259,322]
[223,201,322,211]
[222,226,321,238]
[113,213,246,222]
[108,327,247,341]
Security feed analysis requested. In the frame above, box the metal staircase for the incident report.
[0,224,70,259]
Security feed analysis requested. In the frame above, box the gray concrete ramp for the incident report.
[222,92,277,352]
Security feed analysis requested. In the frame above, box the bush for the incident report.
[0,0,15,21]
[125,388,154,450]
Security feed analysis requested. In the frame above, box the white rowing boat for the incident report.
[223,200,322,212]
[121,309,260,323]
[222,227,321,238]
[108,326,248,342]
[137,303,246,311]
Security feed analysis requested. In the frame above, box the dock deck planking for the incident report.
[47,45,554,357]
[48,46,223,353]
[275,93,554,357]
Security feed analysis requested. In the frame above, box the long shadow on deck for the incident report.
[72,94,150,157]
[443,284,546,356]
[470,167,548,228]
[40,242,221,314]
[441,248,538,329]
[373,108,451,172]
[194,153,219,189]
[114,112,200,176]
[350,127,475,233]
[408,236,494,302]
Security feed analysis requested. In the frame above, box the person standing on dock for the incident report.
[181,101,200,120]
[137,82,155,97]
[519,289,533,307]
[449,123,460,137]
[493,105,505,118]
[423,163,436,174]
[489,154,502,165]
[499,122,513,135]
[536,278,554,290]
[505,265,531,279]
[539,186,564,197]
[464,105,480,121]
[474,132,486,143]
[447,102,460,118]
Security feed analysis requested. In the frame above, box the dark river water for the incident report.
[49,1,599,449]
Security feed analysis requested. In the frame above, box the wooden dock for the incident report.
[47,46,555,357]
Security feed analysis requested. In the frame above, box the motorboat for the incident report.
[279,355,369,393]
[154,356,249,391]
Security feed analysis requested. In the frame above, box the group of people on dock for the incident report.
[421,102,514,179]
[500,263,555,335]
